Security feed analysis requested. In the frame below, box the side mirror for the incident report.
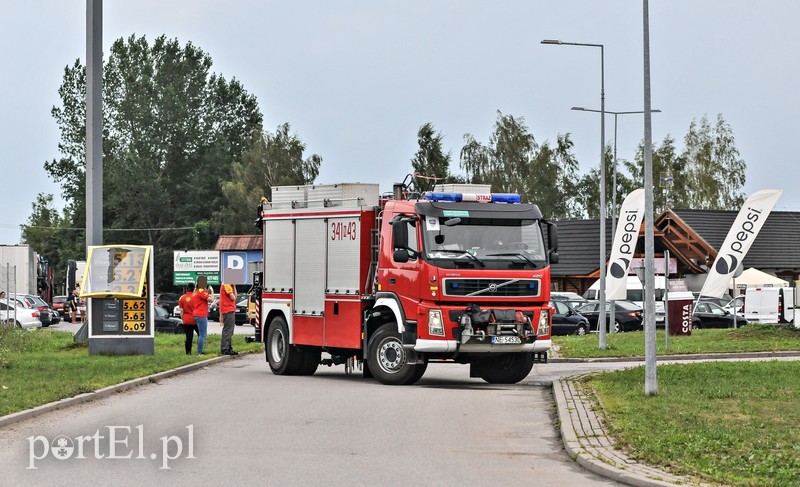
[549,252,559,264]
[435,234,445,245]
[392,220,408,250]
[393,249,410,263]
[545,221,558,253]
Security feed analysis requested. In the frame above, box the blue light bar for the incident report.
[490,193,522,203]
[424,192,460,202]
[423,192,521,203]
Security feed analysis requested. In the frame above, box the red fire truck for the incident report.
[251,182,558,385]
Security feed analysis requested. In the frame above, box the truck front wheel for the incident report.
[368,323,426,385]
[266,316,305,375]
[475,353,534,384]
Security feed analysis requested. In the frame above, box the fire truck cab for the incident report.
[254,182,557,385]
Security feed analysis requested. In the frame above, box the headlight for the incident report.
[537,309,550,336]
[428,309,444,336]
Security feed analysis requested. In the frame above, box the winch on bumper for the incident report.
[405,306,549,362]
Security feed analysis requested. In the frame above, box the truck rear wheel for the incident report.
[476,353,534,384]
[368,323,426,385]
[266,316,304,375]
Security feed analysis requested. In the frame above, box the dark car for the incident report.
[52,295,69,319]
[692,301,747,329]
[209,295,249,325]
[154,293,180,316]
[576,300,644,333]
[550,299,589,336]
[153,305,185,334]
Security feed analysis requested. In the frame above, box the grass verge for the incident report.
[554,324,800,358]
[587,361,800,486]
[0,329,262,417]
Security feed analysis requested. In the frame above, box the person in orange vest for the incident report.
[179,283,198,355]
[219,282,238,355]
[192,282,214,355]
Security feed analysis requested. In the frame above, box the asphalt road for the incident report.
[0,356,627,486]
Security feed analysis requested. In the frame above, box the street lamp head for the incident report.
[571,107,587,111]
[541,39,562,45]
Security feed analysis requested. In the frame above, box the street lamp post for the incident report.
[570,108,662,239]
[542,39,607,349]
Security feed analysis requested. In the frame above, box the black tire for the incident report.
[266,316,304,375]
[477,353,534,384]
[368,323,426,385]
[576,324,588,336]
[613,320,623,333]
[692,320,702,331]
[15,321,23,329]
[296,347,321,376]
[176,324,185,335]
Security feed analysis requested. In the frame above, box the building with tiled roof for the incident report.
[552,209,800,294]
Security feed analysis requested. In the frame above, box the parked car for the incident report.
[0,301,43,329]
[52,295,69,320]
[724,295,745,314]
[6,294,58,327]
[576,300,644,333]
[154,293,180,316]
[692,301,747,329]
[153,305,185,334]
[550,299,589,336]
[209,296,249,325]
[551,292,589,310]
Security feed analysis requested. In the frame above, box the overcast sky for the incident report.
[2,1,799,244]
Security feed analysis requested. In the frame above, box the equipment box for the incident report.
[307,183,379,208]
[271,186,308,208]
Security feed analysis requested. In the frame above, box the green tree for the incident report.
[681,114,746,209]
[20,194,84,288]
[410,123,460,191]
[621,135,689,212]
[618,114,746,211]
[460,112,582,219]
[215,124,322,235]
[40,35,263,289]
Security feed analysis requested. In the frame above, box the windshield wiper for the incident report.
[486,252,539,267]
[432,249,485,267]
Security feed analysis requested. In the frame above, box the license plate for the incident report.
[492,335,522,344]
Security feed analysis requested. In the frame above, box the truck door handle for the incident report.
[389,278,396,284]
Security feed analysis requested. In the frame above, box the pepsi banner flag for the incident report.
[606,189,645,300]
[699,189,783,299]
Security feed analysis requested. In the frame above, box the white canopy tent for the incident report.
[728,267,789,290]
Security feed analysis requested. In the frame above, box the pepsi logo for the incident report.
[715,254,739,275]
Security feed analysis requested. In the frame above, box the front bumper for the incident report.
[413,338,551,354]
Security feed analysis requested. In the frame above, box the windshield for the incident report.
[421,215,547,269]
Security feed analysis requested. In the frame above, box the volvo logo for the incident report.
[488,283,498,293]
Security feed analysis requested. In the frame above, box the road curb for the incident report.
[549,349,800,363]
[0,355,234,429]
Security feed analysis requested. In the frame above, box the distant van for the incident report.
[583,276,666,303]
[744,287,783,324]
[779,287,795,323]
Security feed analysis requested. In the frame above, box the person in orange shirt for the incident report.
[192,282,214,355]
[179,283,198,355]
[219,282,238,355]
